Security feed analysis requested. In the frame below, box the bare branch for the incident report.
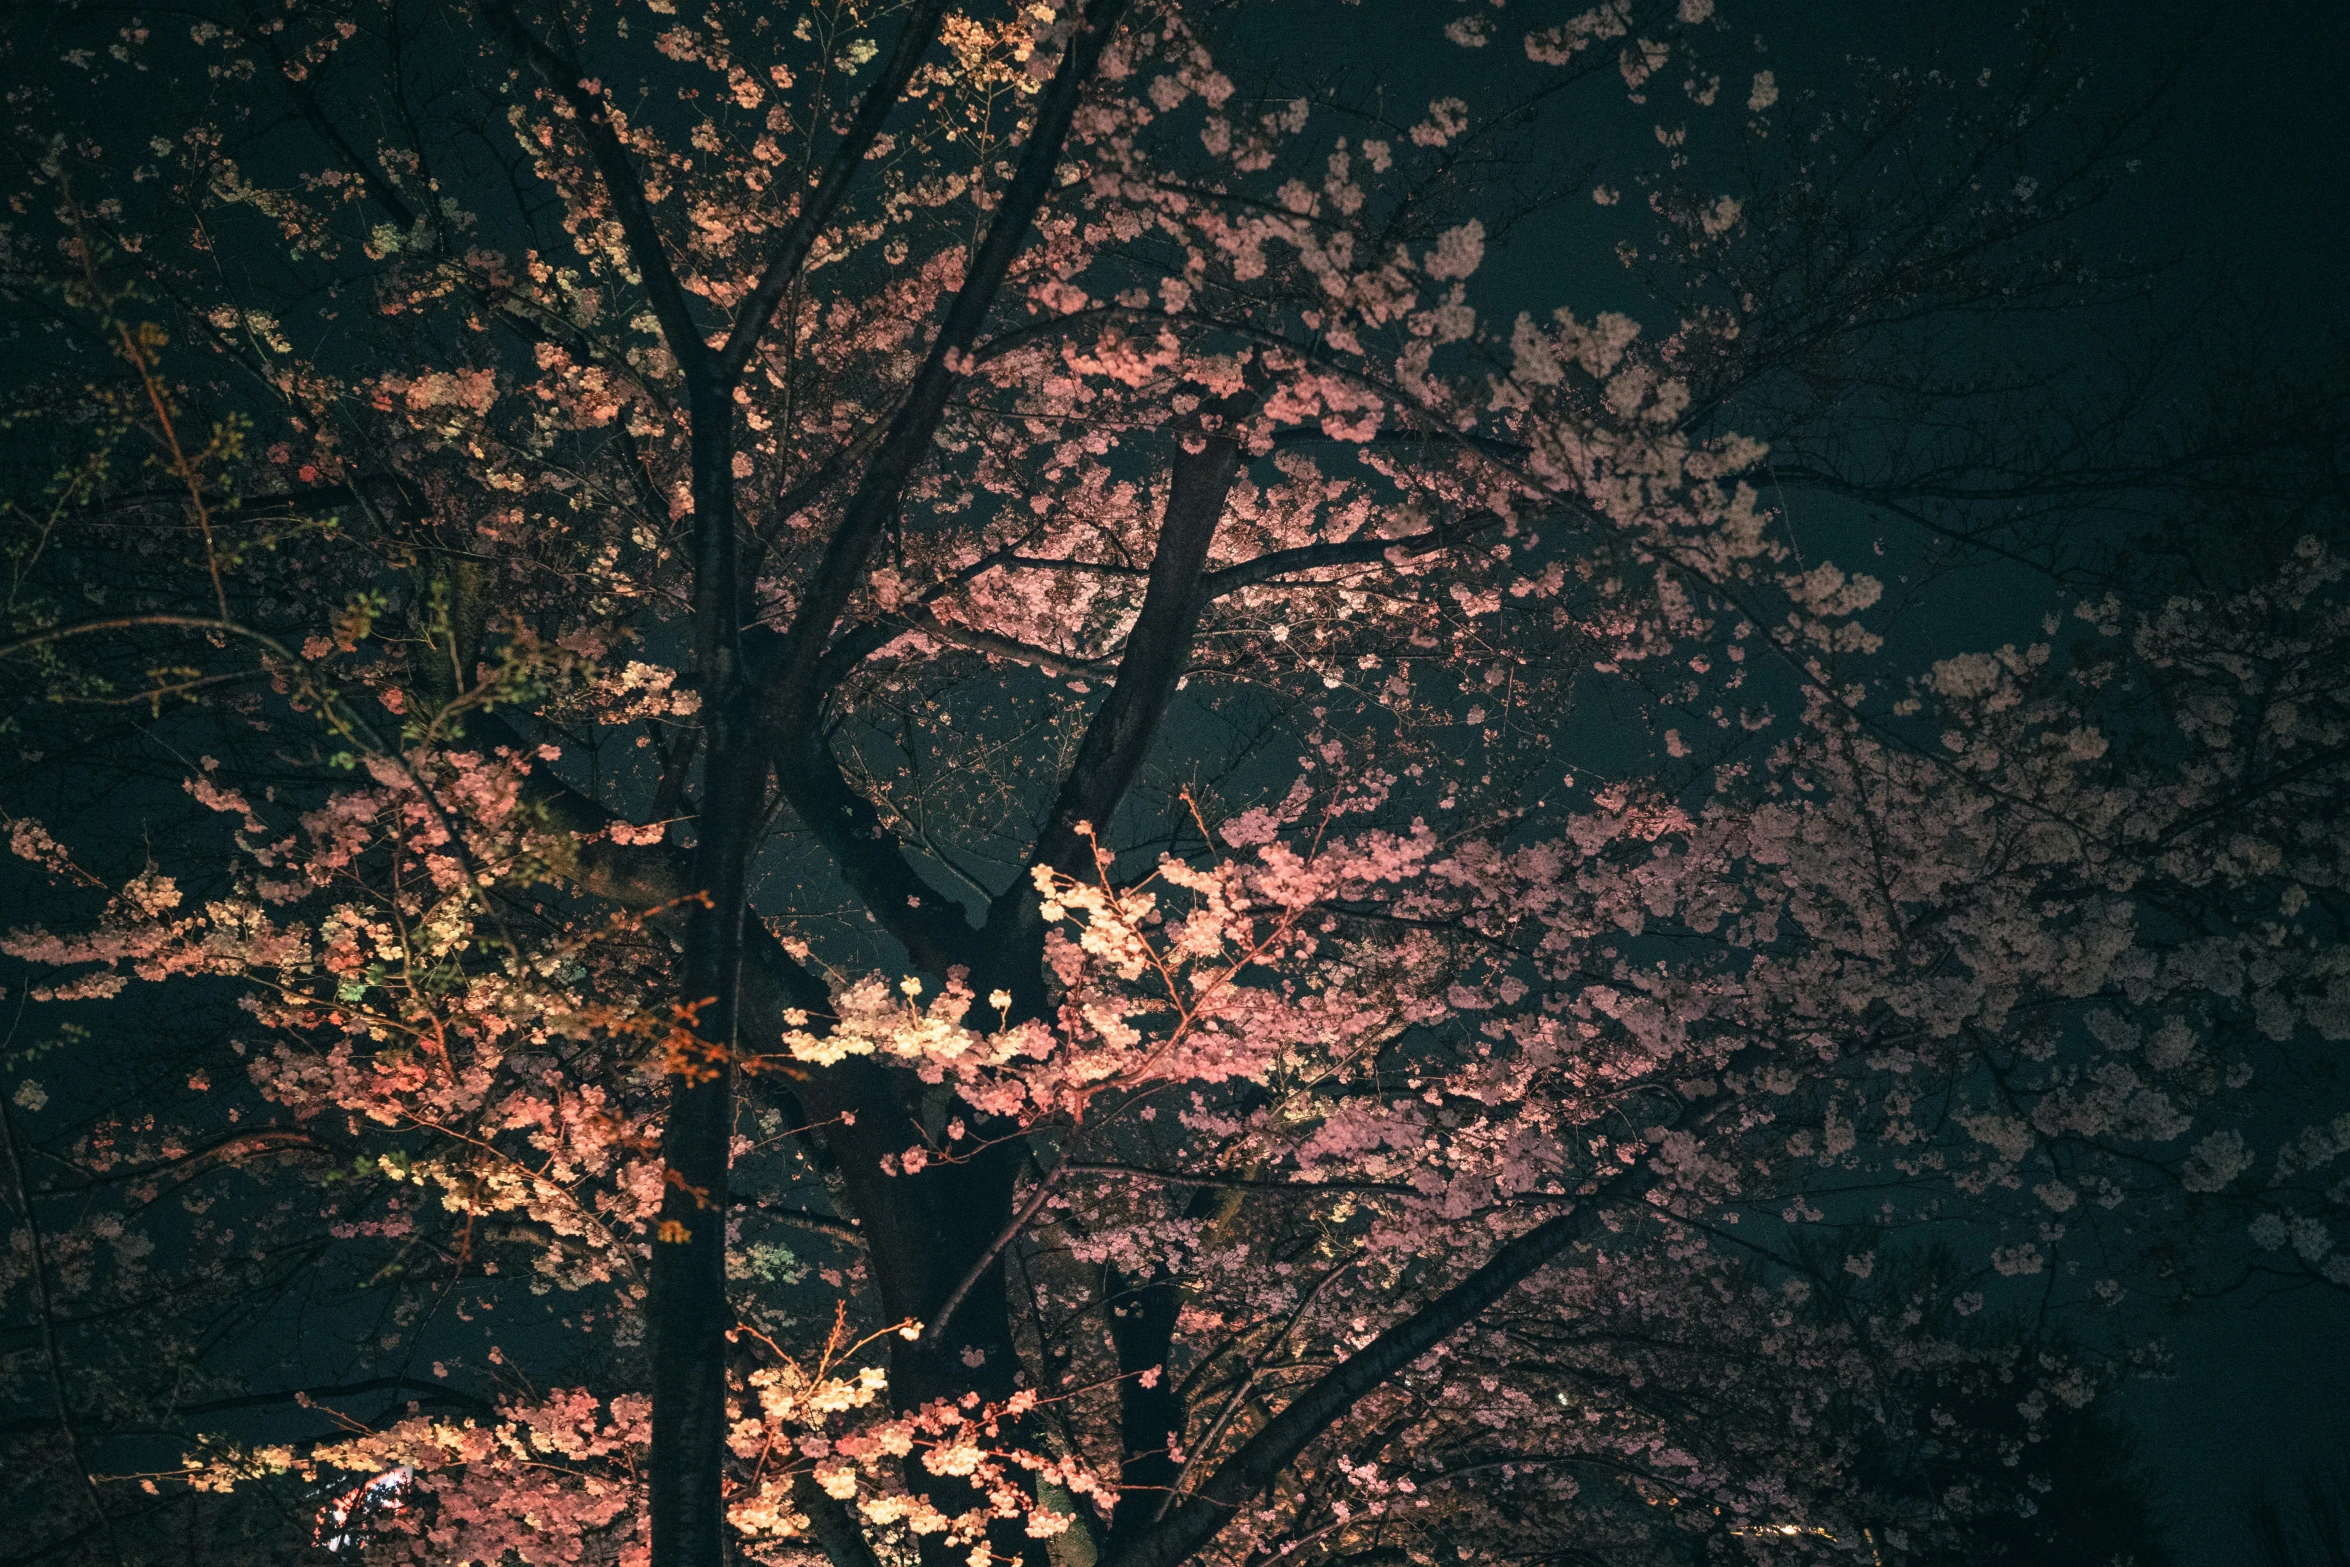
[918,1162,1068,1350]
[768,723,982,975]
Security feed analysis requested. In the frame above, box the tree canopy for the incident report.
[2,3,2345,1565]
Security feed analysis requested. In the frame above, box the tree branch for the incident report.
[476,0,711,385]
[767,720,982,976]
[793,1473,890,1567]
[916,1162,1068,1350]
[32,1127,338,1197]
[1099,1198,1616,1567]
[1059,1162,1419,1197]
[966,425,1247,1009]
[1010,430,1244,891]
[761,0,1134,715]
[900,606,1119,677]
[736,1198,868,1250]
[1101,1051,1778,1567]
[715,0,949,387]
[1199,522,1472,598]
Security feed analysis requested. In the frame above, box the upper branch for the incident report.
[477,0,713,386]
[899,608,1116,676]
[715,0,950,388]
[761,0,1135,716]
[967,427,1246,1005]
[1198,512,1501,599]
[1017,430,1245,885]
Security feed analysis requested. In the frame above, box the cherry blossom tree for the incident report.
[2,3,2343,1566]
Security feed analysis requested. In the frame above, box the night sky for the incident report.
[1762,6,2350,1557]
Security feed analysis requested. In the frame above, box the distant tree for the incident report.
[2245,1451,2350,1567]
[1807,1249,2178,1567]
[2,4,2344,1567]
[1988,1412,2174,1567]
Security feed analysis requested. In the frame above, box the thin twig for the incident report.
[917,1161,1071,1350]
[117,319,230,621]
[1060,1161,1419,1197]
[1,1091,126,1567]
[65,193,231,621]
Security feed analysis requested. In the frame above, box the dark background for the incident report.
[1770,2,2350,1554]
[1311,1,2350,1557]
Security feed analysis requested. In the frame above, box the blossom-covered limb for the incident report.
[713,0,952,387]
[761,0,1136,713]
[475,0,714,385]
[1199,511,1497,599]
